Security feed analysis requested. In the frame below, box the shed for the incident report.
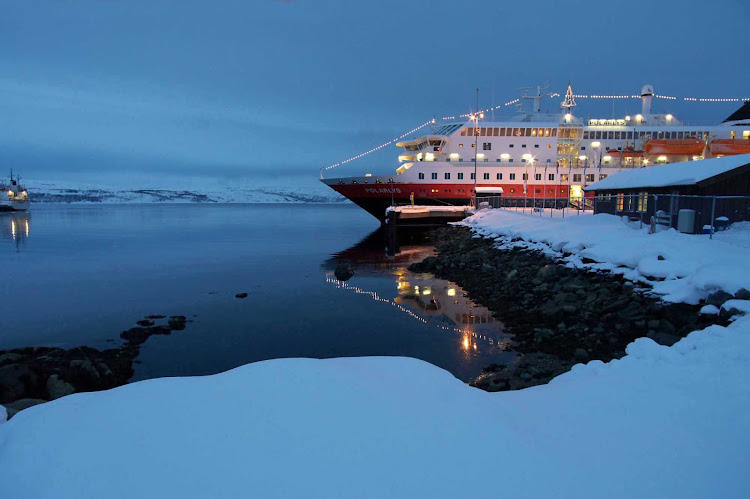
[584,154,750,232]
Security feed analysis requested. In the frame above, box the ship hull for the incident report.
[321,179,574,222]
[0,201,30,212]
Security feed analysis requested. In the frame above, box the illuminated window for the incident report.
[561,174,569,182]
[522,173,528,180]
[586,174,595,182]
[600,174,608,180]
[638,192,648,212]
[616,194,624,210]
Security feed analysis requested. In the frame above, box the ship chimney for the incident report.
[641,84,654,118]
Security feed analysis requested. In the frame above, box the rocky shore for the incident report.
[409,226,737,392]
[0,315,188,420]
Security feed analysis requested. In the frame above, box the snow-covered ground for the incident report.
[2,208,749,498]
[462,209,750,304]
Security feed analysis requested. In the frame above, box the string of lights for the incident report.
[324,89,750,172]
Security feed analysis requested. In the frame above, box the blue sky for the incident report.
[1,0,748,184]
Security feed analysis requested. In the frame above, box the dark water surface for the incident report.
[1,204,513,382]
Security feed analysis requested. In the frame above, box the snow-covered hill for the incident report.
[22,179,348,204]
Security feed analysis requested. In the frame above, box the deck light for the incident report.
[500,153,510,159]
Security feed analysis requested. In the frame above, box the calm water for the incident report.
[1,204,513,382]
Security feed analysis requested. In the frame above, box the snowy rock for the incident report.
[46,374,75,400]
[700,304,720,315]
[334,263,354,282]
[735,288,750,301]
[0,404,5,424]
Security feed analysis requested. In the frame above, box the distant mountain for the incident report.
[23,180,349,204]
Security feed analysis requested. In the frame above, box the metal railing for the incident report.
[475,194,750,238]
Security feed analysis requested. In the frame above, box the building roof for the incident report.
[584,154,750,191]
[723,101,750,123]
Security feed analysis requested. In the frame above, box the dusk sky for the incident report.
[2,0,749,185]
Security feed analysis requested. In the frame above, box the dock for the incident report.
[385,204,472,254]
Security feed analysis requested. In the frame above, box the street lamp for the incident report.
[470,110,484,208]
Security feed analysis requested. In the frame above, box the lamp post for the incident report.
[470,89,482,209]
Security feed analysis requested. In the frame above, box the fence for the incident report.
[475,194,750,238]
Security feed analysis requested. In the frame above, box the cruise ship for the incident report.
[321,84,750,221]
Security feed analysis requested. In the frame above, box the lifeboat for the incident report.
[644,137,704,156]
[606,146,643,158]
[709,139,750,156]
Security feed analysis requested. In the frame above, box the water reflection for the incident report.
[323,228,512,357]
[1,212,30,251]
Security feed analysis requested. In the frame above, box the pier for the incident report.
[385,204,471,254]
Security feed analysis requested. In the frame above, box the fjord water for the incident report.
[1,204,512,382]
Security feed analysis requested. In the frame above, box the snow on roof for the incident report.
[585,154,750,191]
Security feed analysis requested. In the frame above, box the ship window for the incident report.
[467,128,474,137]
[352,180,357,184]
[535,189,541,194]
[549,174,554,181]
[431,173,438,180]
[445,173,450,180]
[419,173,425,179]
[483,142,491,150]
[493,127,499,136]
[509,144,514,148]
[586,174,595,182]
[546,159,551,163]
[375,179,381,183]
[460,128,467,136]
[600,174,608,180]
[513,128,520,136]
[388,178,393,183]
[510,173,516,180]
[595,131,602,139]
[626,132,633,139]
[458,172,464,179]
[581,146,586,150]
[551,129,557,137]
[678,131,684,139]
[483,173,490,180]
[545,128,551,137]
[583,131,589,139]
[573,174,582,182]
[510,189,515,193]
[608,131,614,139]
[547,144,552,148]
[459,144,463,148]
[497,173,502,180]
[522,173,528,180]
[525,128,533,137]
[521,159,526,163]
[522,144,527,148]
[531,128,537,137]
[470,173,475,180]
[535,173,542,181]
[459,158,463,162]
[508,159,513,163]
[499,128,506,137]
[534,144,539,148]
[480,128,486,136]
[561,174,569,182]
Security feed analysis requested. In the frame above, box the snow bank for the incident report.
[1,316,749,498]
[461,209,750,304]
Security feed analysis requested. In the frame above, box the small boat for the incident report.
[1,171,30,212]
[709,139,750,156]
[644,137,705,156]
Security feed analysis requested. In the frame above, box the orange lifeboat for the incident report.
[644,137,704,156]
[607,146,643,158]
[709,139,750,156]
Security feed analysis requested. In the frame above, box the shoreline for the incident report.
[409,225,731,391]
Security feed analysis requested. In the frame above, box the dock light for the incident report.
[522,153,533,160]
[643,159,649,165]
[500,153,510,159]
[666,114,673,121]
[603,155,612,162]
[625,115,631,121]
[564,113,572,122]
[476,153,484,159]
[450,153,459,158]
[425,153,434,161]
[365,173,372,177]
[658,155,668,162]
[447,288,456,297]
[578,155,587,161]
[636,114,643,122]
[591,141,601,148]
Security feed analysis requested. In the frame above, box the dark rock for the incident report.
[657,255,666,261]
[647,331,680,346]
[735,288,750,301]
[574,348,589,362]
[0,353,23,365]
[0,364,36,403]
[235,293,248,299]
[706,290,734,308]
[334,263,355,281]
[145,314,166,319]
[168,316,187,331]
[136,319,155,327]
[46,374,75,400]
[519,372,532,380]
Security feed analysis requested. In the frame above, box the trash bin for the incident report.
[677,209,695,234]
